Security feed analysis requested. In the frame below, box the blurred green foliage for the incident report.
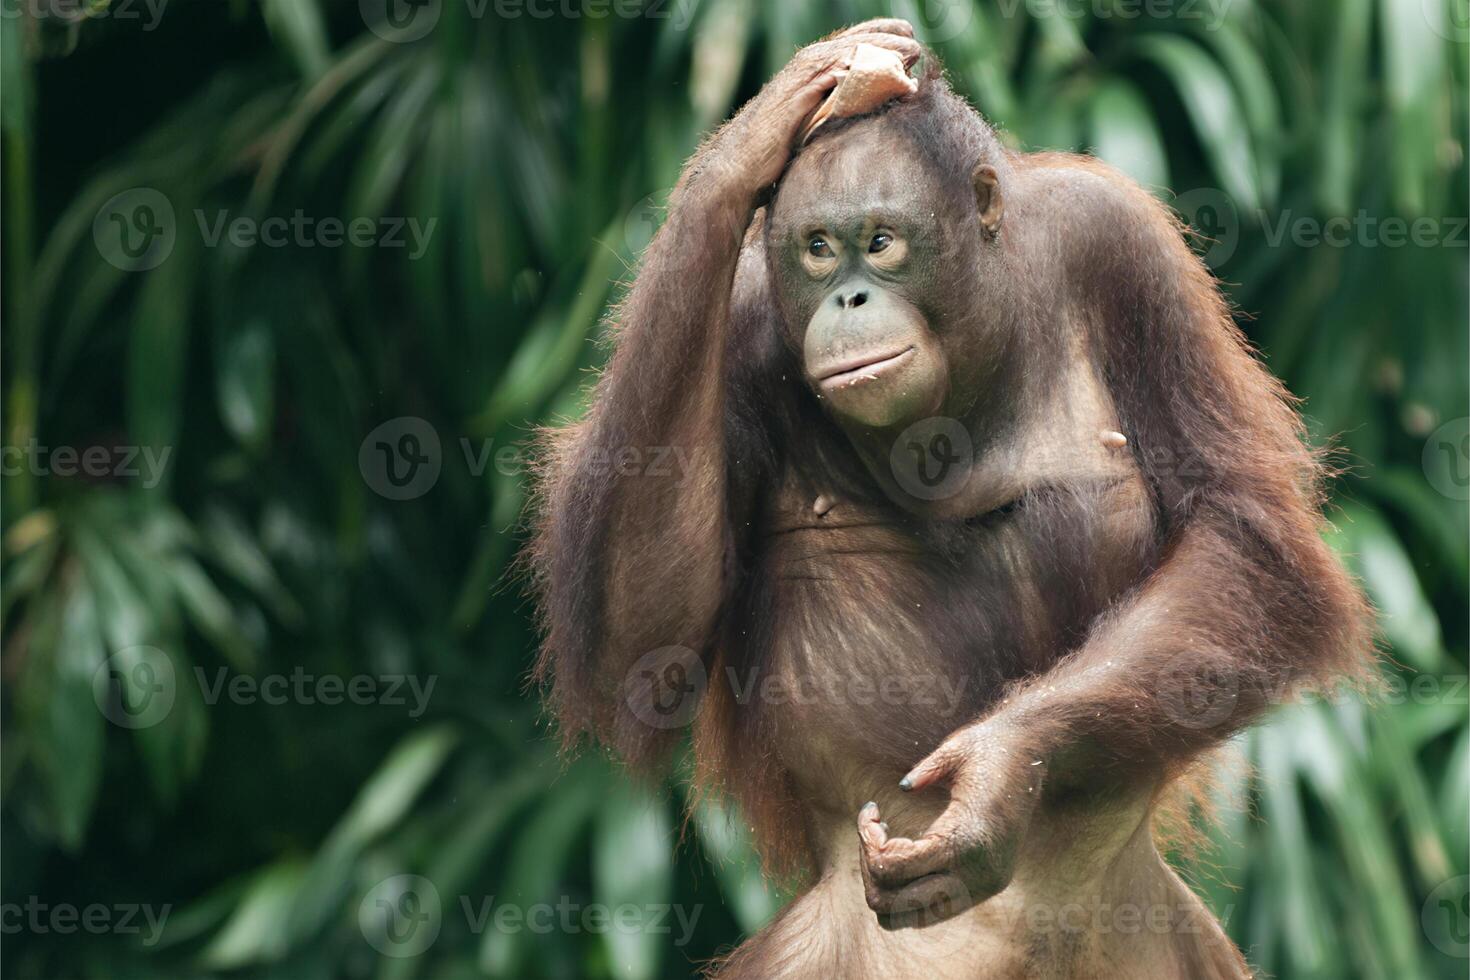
[1,1,1466,978]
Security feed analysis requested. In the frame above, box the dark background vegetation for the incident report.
[2,0,1467,977]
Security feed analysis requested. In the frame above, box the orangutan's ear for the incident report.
[973,164,1003,239]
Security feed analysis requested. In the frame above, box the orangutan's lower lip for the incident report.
[818,347,915,389]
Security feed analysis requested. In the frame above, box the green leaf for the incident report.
[472,230,619,434]
[32,581,106,849]
[198,506,303,626]
[0,3,32,139]
[1380,0,1449,213]
[479,764,605,976]
[1088,79,1170,192]
[1327,504,1445,672]
[126,213,200,491]
[289,726,459,944]
[72,520,205,803]
[340,725,459,843]
[692,794,783,933]
[1256,715,1339,975]
[165,554,256,671]
[1293,704,1426,977]
[216,318,276,452]
[1197,21,1282,205]
[1315,0,1371,214]
[261,0,331,80]
[1368,707,1452,889]
[1440,725,1470,871]
[593,783,674,980]
[1133,34,1262,212]
[199,859,307,969]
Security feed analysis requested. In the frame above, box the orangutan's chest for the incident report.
[734,475,1154,797]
